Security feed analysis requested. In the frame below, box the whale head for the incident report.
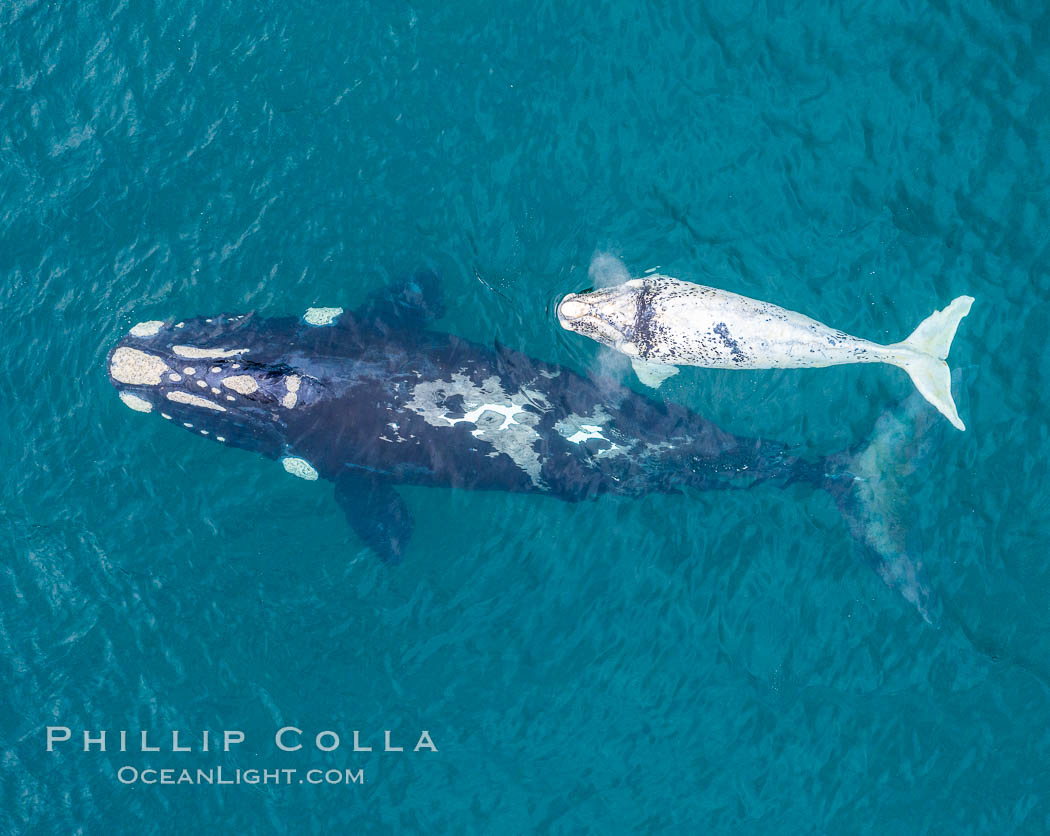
[106,314,308,457]
[557,280,643,353]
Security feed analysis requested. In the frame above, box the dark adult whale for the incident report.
[107,276,949,622]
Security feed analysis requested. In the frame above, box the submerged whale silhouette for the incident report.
[107,274,953,622]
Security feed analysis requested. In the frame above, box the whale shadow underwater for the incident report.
[107,273,960,623]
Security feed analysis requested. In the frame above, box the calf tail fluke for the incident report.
[889,296,974,431]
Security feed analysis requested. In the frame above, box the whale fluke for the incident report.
[888,296,975,432]
[826,368,970,623]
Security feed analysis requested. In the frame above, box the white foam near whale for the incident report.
[558,264,975,431]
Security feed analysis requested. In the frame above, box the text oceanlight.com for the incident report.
[116,767,367,786]
[46,726,438,786]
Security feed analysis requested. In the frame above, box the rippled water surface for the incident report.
[3,0,1050,832]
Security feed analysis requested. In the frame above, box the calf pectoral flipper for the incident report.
[631,359,679,388]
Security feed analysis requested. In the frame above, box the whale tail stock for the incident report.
[823,368,971,623]
[886,296,974,431]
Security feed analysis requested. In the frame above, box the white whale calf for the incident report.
[558,274,974,430]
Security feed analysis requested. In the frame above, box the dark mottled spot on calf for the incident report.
[633,284,659,358]
[713,322,747,362]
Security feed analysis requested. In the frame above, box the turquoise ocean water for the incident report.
[3,0,1050,832]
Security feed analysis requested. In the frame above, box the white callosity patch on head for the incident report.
[173,345,249,359]
[183,367,195,375]
[406,373,548,488]
[196,379,208,388]
[166,391,227,412]
[281,374,300,409]
[118,392,153,413]
[110,347,170,385]
[168,373,182,382]
[210,366,221,374]
[558,298,587,319]
[281,456,319,480]
[129,320,164,337]
[222,374,258,395]
[303,307,343,327]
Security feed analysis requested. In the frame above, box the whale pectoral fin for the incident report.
[334,472,413,563]
[631,359,679,388]
[358,270,445,328]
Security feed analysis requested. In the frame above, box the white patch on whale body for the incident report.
[281,374,300,408]
[196,379,208,388]
[168,373,182,382]
[222,375,258,394]
[173,345,249,359]
[281,456,318,480]
[183,367,195,375]
[166,391,227,412]
[566,425,606,444]
[303,307,343,326]
[161,413,172,420]
[444,401,526,431]
[129,320,164,337]
[405,373,547,488]
[118,392,153,413]
[110,347,170,385]
[210,366,221,374]
[555,408,626,457]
